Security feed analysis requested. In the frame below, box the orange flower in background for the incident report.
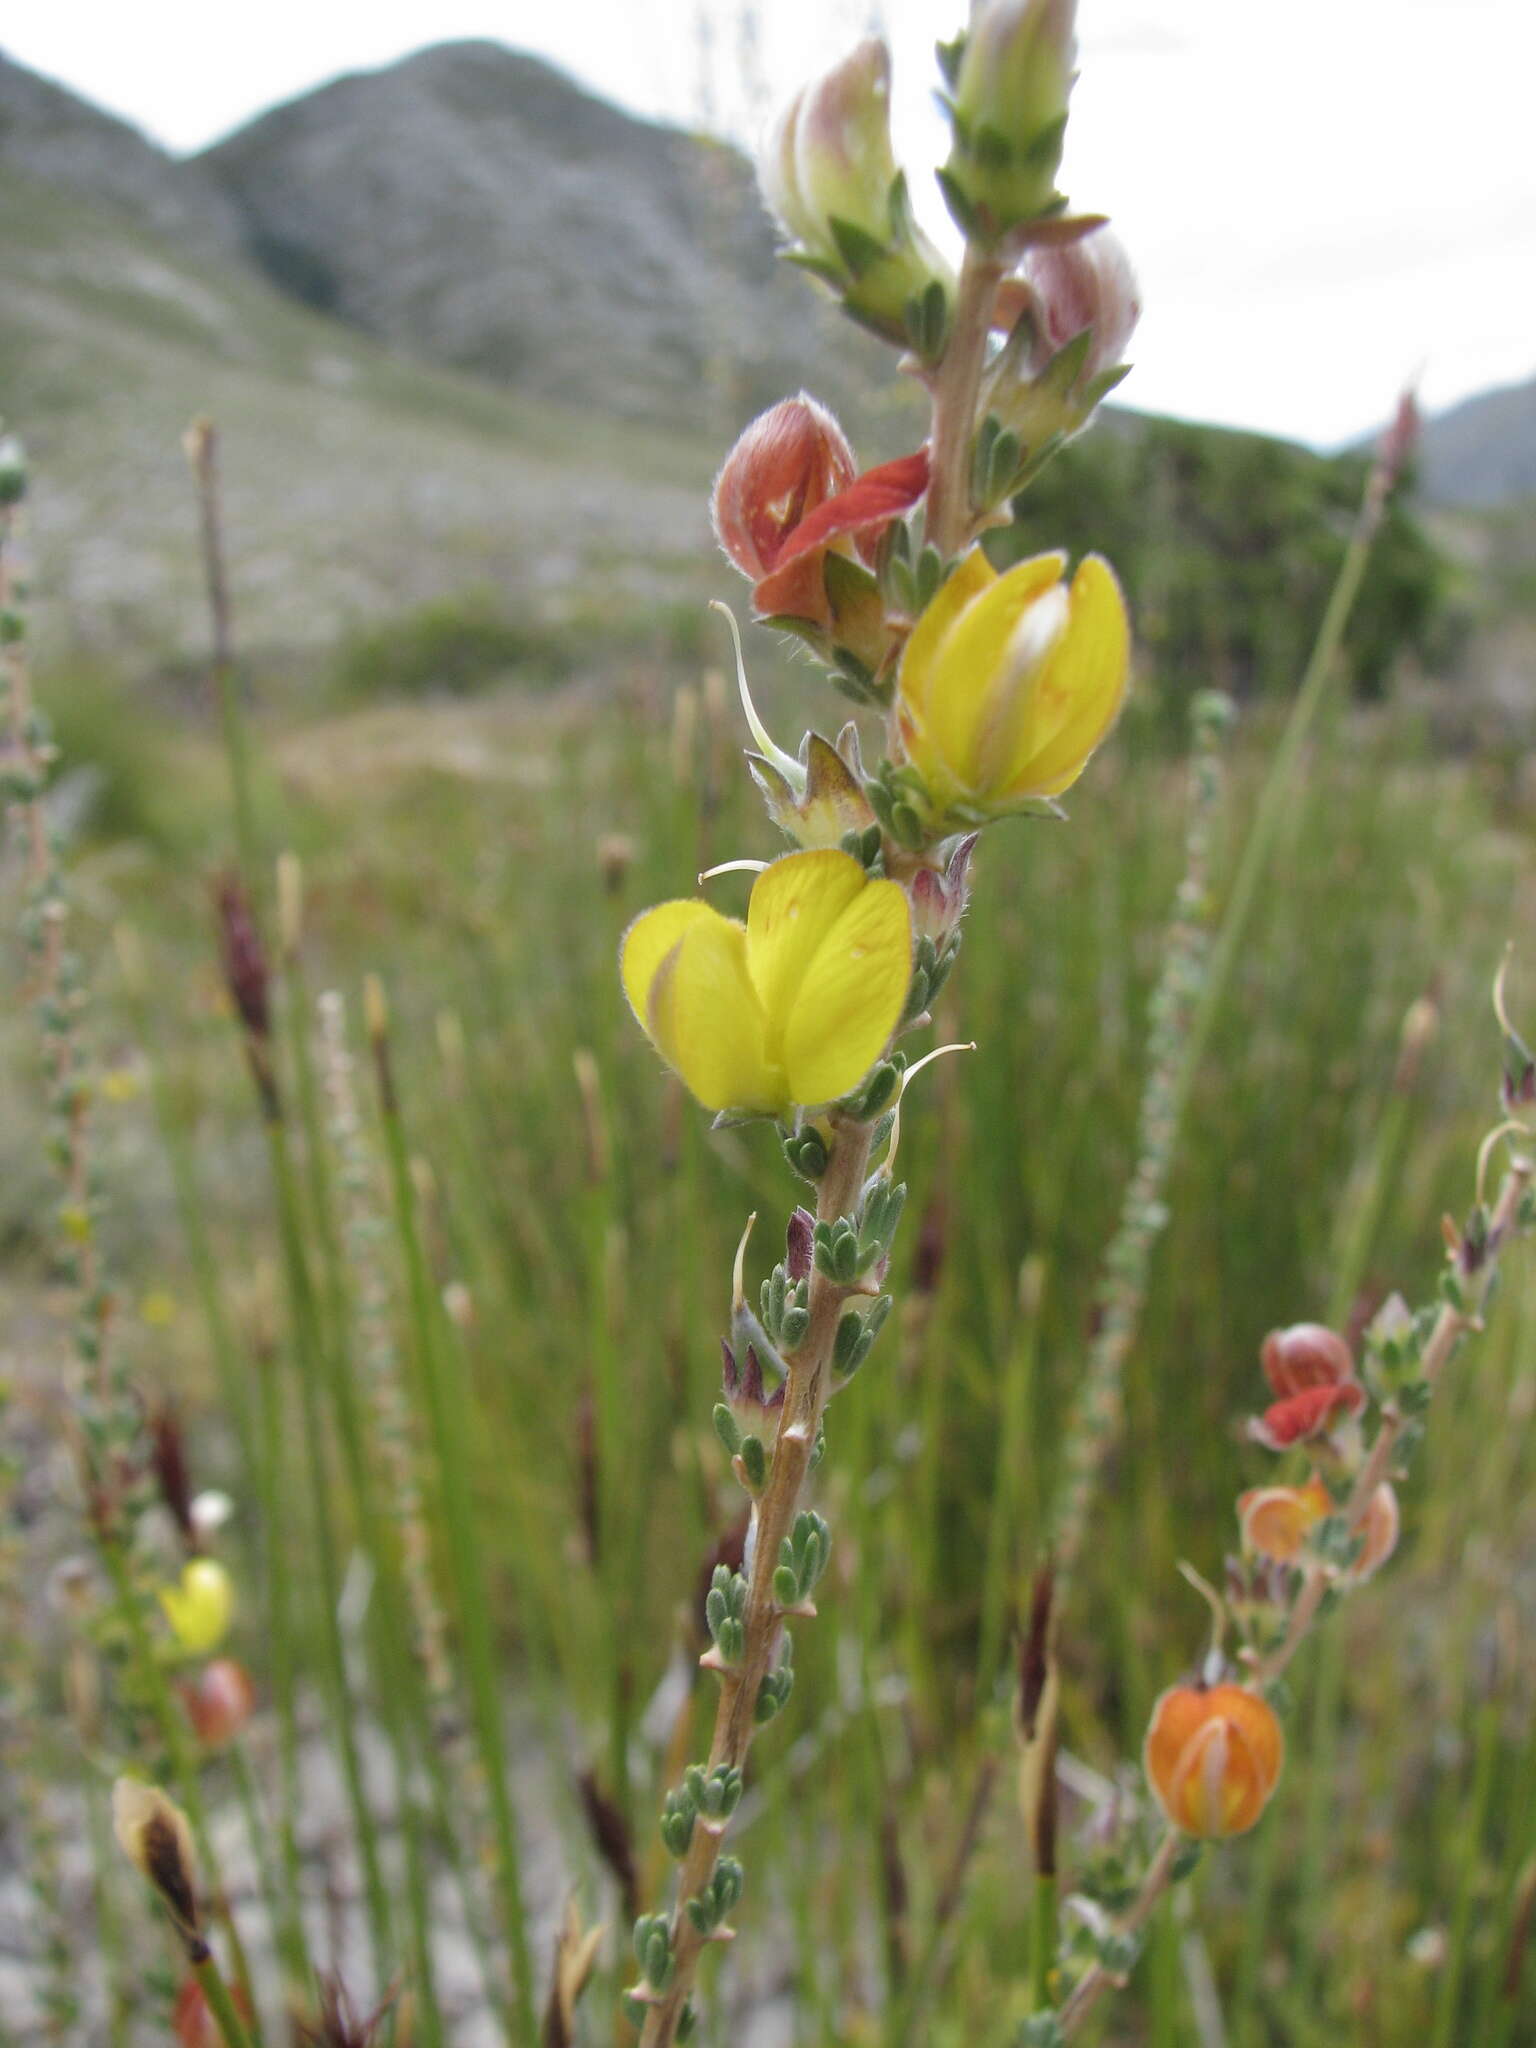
[1236,1478,1332,1563]
[1144,1681,1284,1839]
[1237,1477,1400,1582]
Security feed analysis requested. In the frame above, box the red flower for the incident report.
[712,396,929,634]
[1248,1380,1366,1453]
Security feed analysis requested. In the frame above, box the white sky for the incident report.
[7,0,1536,447]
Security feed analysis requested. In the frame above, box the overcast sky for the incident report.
[8,0,1536,447]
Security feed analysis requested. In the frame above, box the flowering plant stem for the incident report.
[923,243,1004,559]
[1053,1151,1533,2038]
[639,1113,877,2044]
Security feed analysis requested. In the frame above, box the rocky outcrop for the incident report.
[197,40,885,430]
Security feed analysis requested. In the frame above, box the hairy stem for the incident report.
[638,1114,875,2046]
[923,242,1004,560]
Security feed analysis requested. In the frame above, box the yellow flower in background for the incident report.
[896,546,1129,822]
[158,1558,234,1656]
[622,850,911,1116]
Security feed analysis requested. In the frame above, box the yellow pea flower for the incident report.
[621,850,911,1116]
[158,1558,234,1656]
[896,545,1129,824]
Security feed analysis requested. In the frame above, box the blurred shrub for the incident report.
[997,417,1457,726]
[331,588,574,701]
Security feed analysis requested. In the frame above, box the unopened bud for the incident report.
[998,227,1140,385]
[214,875,269,1041]
[943,0,1077,243]
[762,39,951,343]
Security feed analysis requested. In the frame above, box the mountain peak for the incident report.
[0,48,241,259]
[195,37,880,428]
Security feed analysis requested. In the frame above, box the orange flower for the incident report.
[1144,1682,1284,1839]
[1237,1477,1400,1582]
[1236,1478,1332,1563]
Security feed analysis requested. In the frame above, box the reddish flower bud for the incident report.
[1144,1681,1284,1839]
[997,227,1141,382]
[214,874,270,1042]
[785,1208,815,1284]
[180,1658,256,1749]
[1260,1322,1355,1399]
[720,1341,785,1426]
[908,834,977,951]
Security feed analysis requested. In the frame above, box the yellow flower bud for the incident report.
[621,850,911,1117]
[158,1558,235,1657]
[896,546,1129,826]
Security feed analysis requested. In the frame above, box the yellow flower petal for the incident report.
[643,913,780,1113]
[781,876,911,1106]
[159,1559,234,1656]
[898,544,997,725]
[1001,554,1130,798]
[922,551,1067,794]
[745,849,868,1039]
[620,900,722,1024]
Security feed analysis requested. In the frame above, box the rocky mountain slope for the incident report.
[1414,371,1536,509]
[196,40,886,429]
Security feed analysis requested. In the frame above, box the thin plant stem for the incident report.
[191,1950,256,2048]
[638,1114,877,2045]
[1430,1695,1502,2048]
[184,419,260,888]
[368,992,539,2041]
[264,1116,396,1983]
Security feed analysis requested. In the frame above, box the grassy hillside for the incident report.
[0,162,721,672]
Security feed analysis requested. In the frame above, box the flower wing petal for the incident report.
[781,878,911,1106]
[623,903,777,1112]
[745,850,868,1036]
[621,901,722,1023]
